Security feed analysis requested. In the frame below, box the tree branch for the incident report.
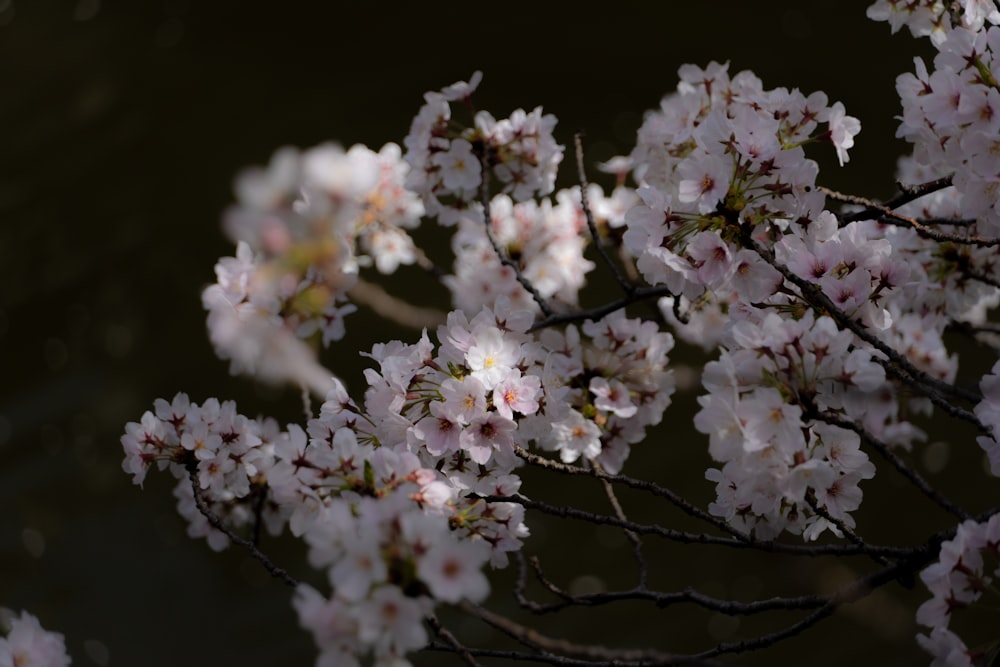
[744,235,985,415]
[477,154,554,316]
[186,466,300,588]
[574,133,633,293]
[815,411,971,521]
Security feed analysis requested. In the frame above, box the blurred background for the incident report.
[5,1,992,665]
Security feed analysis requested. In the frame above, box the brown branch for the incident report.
[592,458,648,589]
[478,492,916,559]
[574,133,633,293]
[524,554,574,603]
[477,154,553,316]
[427,613,484,667]
[815,411,971,521]
[513,445,748,541]
[423,643,725,666]
[459,600,676,664]
[518,582,831,617]
[348,278,448,330]
[186,466,300,588]
[744,235,985,414]
[686,547,934,661]
[824,182,1000,247]
[839,176,954,224]
[527,285,676,332]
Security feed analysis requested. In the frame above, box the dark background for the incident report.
[4,1,989,666]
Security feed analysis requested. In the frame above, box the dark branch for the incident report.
[815,412,971,521]
[513,445,748,541]
[478,492,917,558]
[744,235,985,415]
[592,458,648,589]
[839,176,954,224]
[477,154,553,316]
[575,133,634,293]
[186,466,300,588]
[528,285,676,333]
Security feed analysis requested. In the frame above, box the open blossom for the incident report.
[825,102,861,165]
[0,611,71,667]
[432,139,481,193]
[417,539,491,603]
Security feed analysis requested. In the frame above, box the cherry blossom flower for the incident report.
[0,611,71,667]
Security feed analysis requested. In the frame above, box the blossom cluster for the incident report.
[121,293,680,665]
[867,0,1000,44]
[695,310,883,540]
[443,184,638,314]
[273,418,493,667]
[620,62,881,334]
[0,610,71,667]
[916,515,1000,666]
[403,72,563,225]
[892,8,1000,234]
[523,311,676,473]
[120,387,496,666]
[203,142,424,391]
[113,3,1000,664]
[120,393,281,550]
[286,300,677,663]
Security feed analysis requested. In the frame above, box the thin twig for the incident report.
[744,235,985,413]
[917,217,978,227]
[513,552,572,612]
[804,494,890,566]
[427,613,484,667]
[825,182,1000,246]
[477,154,553,316]
[592,459,648,589]
[459,600,677,664]
[528,285,676,332]
[574,133,633,293]
[840,176,954,224]
[513,445,748,541]
[186,466,300,588]
[686,549,934,661]
[815,411,971,521]
[478,492,917,558]
[526,554,574,602]
[423,643,728,666]
[517,583,830,617]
